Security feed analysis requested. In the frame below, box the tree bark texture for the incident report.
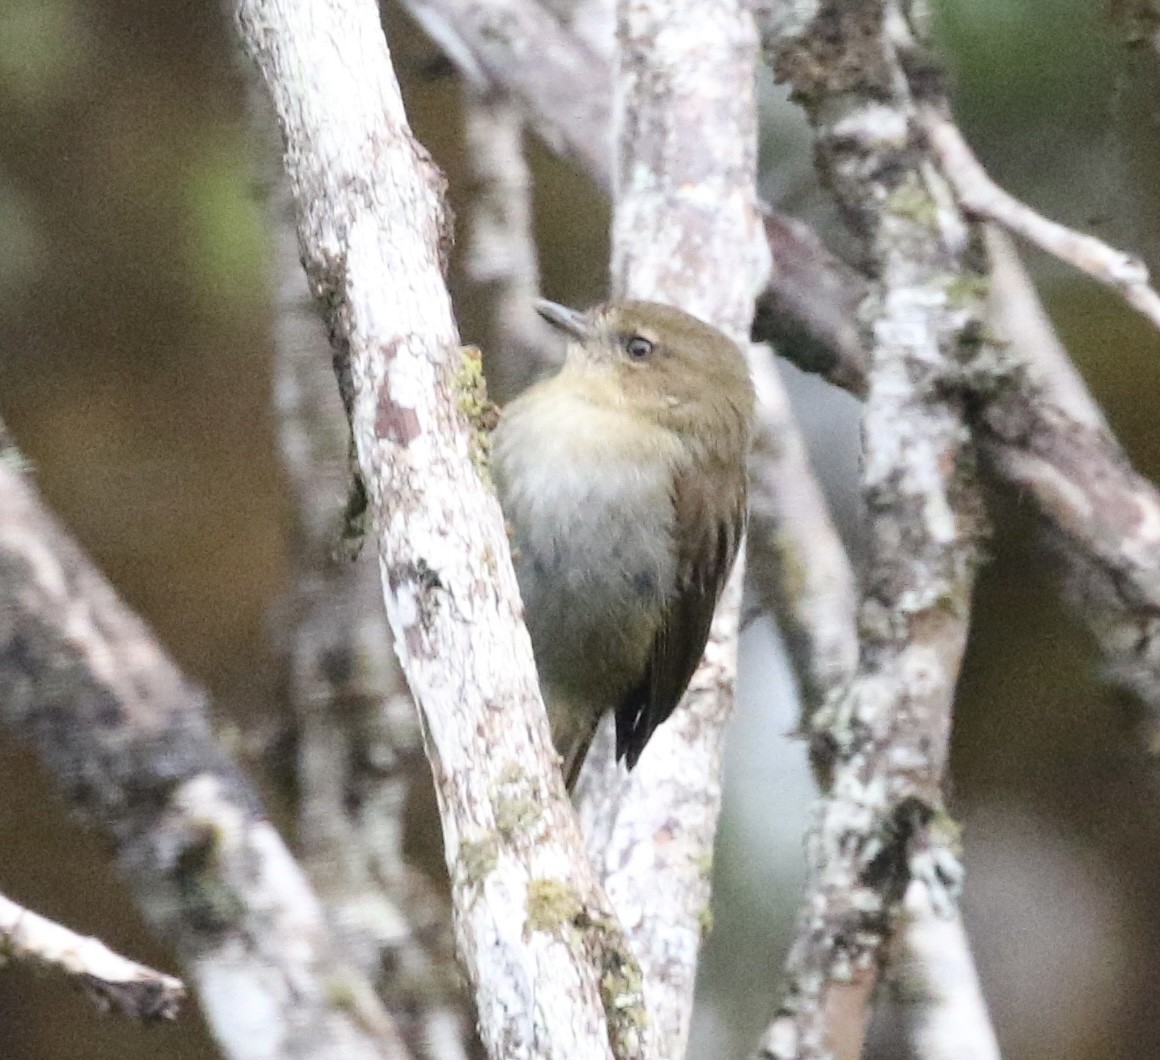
[0,433,410,1060]
[236,2,647,1057]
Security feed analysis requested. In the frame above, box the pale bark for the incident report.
[757,217,1160,755]
[255,85,475,1058]
[887,882,1002,1060]
[924,112,1160,332]
[400,0,611,186]
[754,3,992,1057]
[977,229,1160,752]
[235,2,646,1057]
[0,430,410,1060]
[564,4,768,1058]
[0,891,184,1022]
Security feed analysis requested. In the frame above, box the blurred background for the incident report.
[1,1,1159,1057]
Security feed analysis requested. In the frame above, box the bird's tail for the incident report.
[547,694,601,794]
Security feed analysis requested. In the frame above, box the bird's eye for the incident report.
[625,335,653,360]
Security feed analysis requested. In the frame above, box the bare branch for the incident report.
[561,3,769,1056]
[886,883,1002,1060]
[400,0,611,188]
[746,349,860,718]
[253,83,475,1058]
[750,219,1160,754]
[753,211,869,399]
[460,85,559,401]
[235,2,646,1056]
[978,226,1160,751]
[0,891,185,1022]
[0,432,410,1060]
[755,2,992,1056]
[923,111,1160,333]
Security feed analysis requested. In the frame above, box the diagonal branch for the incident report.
[977,226,1160,751]
[0,427,410,1060]
[400,0,611,187]
[753,213,1160,754]
[753,210,870,400]
[922,110,1160,333]
[252,83,475,1058]
[886,882,1001,1060]
[745,347,860,720]
[235,2,646,1057]
[0,891,185,1022]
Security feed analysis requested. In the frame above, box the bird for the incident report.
[492,298,754,790]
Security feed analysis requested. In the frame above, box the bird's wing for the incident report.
[614,460,746,769]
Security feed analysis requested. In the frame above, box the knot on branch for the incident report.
[860,796,935,901]
[773,0,894,106]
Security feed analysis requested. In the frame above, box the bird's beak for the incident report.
[535,299,589,340]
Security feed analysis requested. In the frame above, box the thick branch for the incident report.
[236,2,645,1057]
[0,891,184,1022]
[0,435,409,1060]
[255,85,474,1058]
[755,3,991,1057]
[566,3,768,1057]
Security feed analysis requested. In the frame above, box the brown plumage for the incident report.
[492,299,754,789]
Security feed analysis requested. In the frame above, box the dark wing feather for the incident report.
[615,461,746,768]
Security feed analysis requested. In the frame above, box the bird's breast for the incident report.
[493,382,682,703]
[494,384,681,580]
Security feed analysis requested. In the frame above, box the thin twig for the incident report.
[0,891,185,1022]
[923,110,1160,333]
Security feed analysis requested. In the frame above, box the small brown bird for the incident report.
[492,299,754,789]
